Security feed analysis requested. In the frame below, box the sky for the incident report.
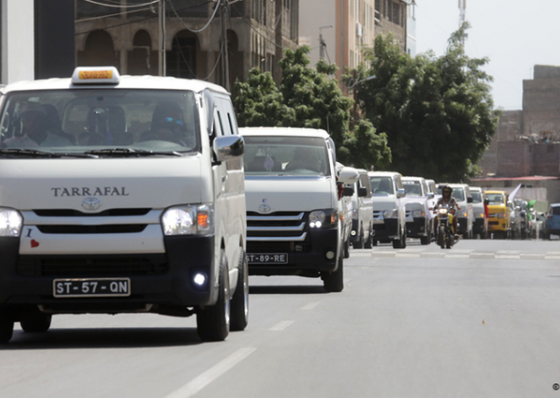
[415,0,560,110]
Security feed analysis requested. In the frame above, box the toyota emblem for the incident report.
[81,197,102,212]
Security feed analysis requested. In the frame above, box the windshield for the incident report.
[369,177,394,195]
[452,188,465,201]
[243,136,330,176]
[485,193,505,205]
[471,191,482,203]
[402,180,422,196]
[0,90,200,155]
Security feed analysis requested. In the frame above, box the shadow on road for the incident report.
[1,327,203,350]
[250,285,327,295]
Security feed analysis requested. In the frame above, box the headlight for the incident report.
[479,213,485,218]
[161,204,214,236]
[0,208,23,237]
[438,208,448,216]
[309,209,337,228]
[463,212,467,217]
[412,210,425,218]
[497,213,507,219]
[383,209,398,218]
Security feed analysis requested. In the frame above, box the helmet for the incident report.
[441,185,453,195]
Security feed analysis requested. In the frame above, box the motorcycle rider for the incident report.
[434,185,461,237]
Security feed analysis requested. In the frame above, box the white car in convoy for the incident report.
[349,169,374,249]
[240,127,358,292]
[401,177,433,245]
[336,163,355,258]
[0,67,248,343]
[368,171,407,249]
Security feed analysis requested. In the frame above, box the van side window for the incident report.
[216,111,225,136]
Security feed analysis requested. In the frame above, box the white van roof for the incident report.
[239,127,330,139]
[1,74,229,95]
[368,171,401,177]
[402,176,426,182]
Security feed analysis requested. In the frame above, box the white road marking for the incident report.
[164,347,256,398]
[301,302,320,310]
[269,320,294,331]
[495,255,520,260]
[344,278,352,284]
[545,256,560,260]
[395,253,420,258]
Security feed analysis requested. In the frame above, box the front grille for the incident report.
[247,212,308,242]
[36,225,147,234]
[17,255,168,277]
[33,208,152,217]
[489,221,499,226]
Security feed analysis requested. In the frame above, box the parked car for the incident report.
[349,169,374,249]
[401,177,433,245]
[336,163,355,258]
[241,127,359,292]
[484,190,511,239]
[368,171,407,249]
[544,204,560,240]
[470,187,488,239]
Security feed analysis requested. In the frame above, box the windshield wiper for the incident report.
[0,148,97,158]
[84,148,183,157]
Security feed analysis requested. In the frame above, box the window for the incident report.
[403,180,422,196]
[370,177,395,195]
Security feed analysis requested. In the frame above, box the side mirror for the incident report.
[467,197,473,204]
[338,167,360,184]
[397,188,406,198]
[358,187,368,197]
[428,193,435,199]
[213,135,244,162]
[343,187,354,197]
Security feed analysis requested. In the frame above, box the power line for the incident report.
[75,0,212,36]
[81,0,160,8]
[167,0,221,34]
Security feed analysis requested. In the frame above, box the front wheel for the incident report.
[197,259,230,342]
[420,235,430,245]
[354,229,364,249]
[230,252,249,332]
[20,313,52,333]
[438,226,446,249]
[323,256,344,292]
[0,311,14,344]
[364,231,372,249]
[344,239,350,258]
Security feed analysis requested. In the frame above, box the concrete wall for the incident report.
[522,75,560,139]
[534,65,560,80]
[1,0,34,84]
[496,141,532,177]
[299,0,336,69]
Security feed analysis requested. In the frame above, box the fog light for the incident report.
[351,230,357,236]
[326,251,335,260]
[193,273,207,287]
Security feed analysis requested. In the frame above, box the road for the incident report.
[2,239,560,398]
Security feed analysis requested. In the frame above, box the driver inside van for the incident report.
[285,147,320,172]
[142,102,192,147]
[5,103,71,148]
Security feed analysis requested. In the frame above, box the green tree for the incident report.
[356,24,498,181]
[231,68,294,127]
[232,46,392,170]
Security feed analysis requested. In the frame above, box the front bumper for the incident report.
[473,218,486,234]
[373,219,399,240]
[0,235,218,314]
[406,217,428,238]
[488,218,508,232]
[247,228,338,277]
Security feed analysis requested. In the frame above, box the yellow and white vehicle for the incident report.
[484,190,511,239]
[0,67,248,343]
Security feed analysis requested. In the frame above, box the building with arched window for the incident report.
[75,0,299,89]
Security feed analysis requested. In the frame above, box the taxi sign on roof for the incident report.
[72,66,120,85]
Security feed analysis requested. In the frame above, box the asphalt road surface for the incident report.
[2,239,560,398]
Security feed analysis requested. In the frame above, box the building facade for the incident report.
[1,0,35,85]
[75,0,299,89]
[300,0,408,88]
[478,65,560,178]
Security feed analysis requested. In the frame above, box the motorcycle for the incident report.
[435,205,457,249]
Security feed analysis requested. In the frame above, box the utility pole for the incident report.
[319,25,332,61]
[459,0,466,27]
[220,0,230,91]
[158,0,166,76]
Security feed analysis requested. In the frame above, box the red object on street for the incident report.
[484,203,489,219]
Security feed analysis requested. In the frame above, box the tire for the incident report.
[197,256,230,342]
[364,231,372,249]
[438,226,446,249]
[323,256,344,292]
[393,228,406,249]
[354,229,364,249]
[420,235,430,245]
[20,313,52,333]
[230,252,249,332]
[372,239,378,247]
[344,239,350,259]
[0,311,14,344]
